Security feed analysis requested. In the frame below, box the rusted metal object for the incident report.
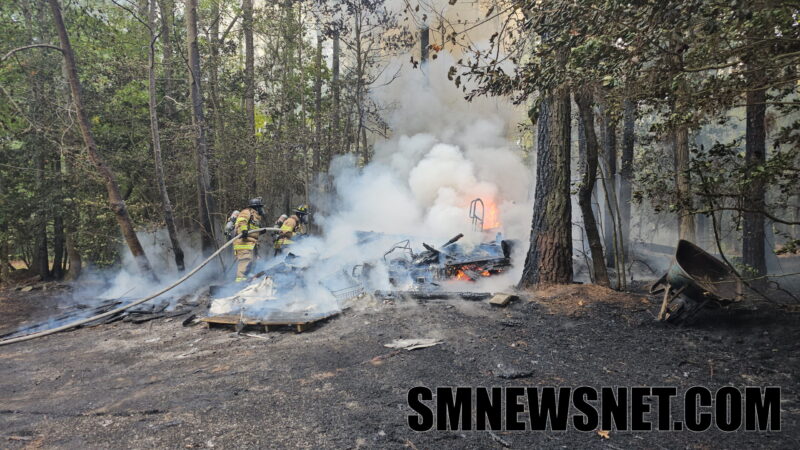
[650,240,743,323]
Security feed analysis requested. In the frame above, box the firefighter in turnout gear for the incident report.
[273,205,309,255]
[233,197,266,282]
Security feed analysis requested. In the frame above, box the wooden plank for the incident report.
[200,310,339,328]
[489,293,517,307]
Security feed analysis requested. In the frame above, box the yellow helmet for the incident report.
[294,204,309,216]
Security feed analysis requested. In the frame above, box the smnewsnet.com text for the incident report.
[407,386,780,432]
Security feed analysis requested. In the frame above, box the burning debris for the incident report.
[199,225,516,332]
[382,232,514,289]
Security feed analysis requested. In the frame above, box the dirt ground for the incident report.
[0,283,798,449]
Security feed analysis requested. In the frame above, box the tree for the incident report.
[47,0,156,279]
[185,0,218,254]
[743,78,767,289]
[599,105,617,267]
[156,0,175,118]
[519,86,574,288]
[243,0,256,196]
[618,99,635,252]
[575,89,610,287]
[146,0,184,270]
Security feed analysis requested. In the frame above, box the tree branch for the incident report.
[1,44,63,63]
[694,207,800,225]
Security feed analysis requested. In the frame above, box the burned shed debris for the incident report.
[201,230,517,332]
[382,233,514,287]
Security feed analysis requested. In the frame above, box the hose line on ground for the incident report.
[0,228,280,347]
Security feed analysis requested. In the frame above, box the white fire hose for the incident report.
[0,227,280,347]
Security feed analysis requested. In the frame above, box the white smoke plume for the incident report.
[321,52,530,242]
[289,51,533,296]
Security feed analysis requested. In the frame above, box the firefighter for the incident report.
[233,197,267,282]
[274,205,309,255]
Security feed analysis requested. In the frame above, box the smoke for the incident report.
[71,229,216,306]
[320,52,531,244]
[282,51,532,297]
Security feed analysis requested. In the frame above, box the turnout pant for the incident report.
[235,248,254,282]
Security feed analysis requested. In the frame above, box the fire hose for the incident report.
[0,227,280,347]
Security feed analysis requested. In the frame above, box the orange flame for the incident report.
[483,199,501,230]
[453,266,493,281]
[455,270,471,281]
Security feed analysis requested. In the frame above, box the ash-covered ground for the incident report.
[0,284,798,449]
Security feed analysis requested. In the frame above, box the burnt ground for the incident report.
[0,283,798,449]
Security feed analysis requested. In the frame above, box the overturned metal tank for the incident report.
[651,240,743,323]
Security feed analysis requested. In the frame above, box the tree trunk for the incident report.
[743,86,767,289]
[420,26,429,64]
[149,0,185,271]
[52,156,65,279]
[157,0,175,118]
[185,0,217,254]
[361,126,368,164]
[331,30,341,159]
[601,108,617,267]
[47,0,155,278]
[59,41,81,281]
[354,10,364,163]
[674,126,695,242]
[314,32,323,174]
[243,0,256,195]
[618,99,635,252]
[0,170,9,284]
[32,145,50,280]
[64,231,82,281]
[518,85,573,288]
[575,90,610,287]
[25,3,50,281]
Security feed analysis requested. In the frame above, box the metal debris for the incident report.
[384,338,442,350]
[494,363,533,379]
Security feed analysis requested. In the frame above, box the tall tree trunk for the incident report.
[52,156,65,279]
[420,26,429,63]
[575,91,610,287]
[243,0,256,195]
[47,0,155,278]
[618,99,635,252]
[207,0,225,196]
[24,3,50,281]
[313,32,323,174]
[361,126,368,164]
[354,10,364,163]
[743,86,767,289]
[0,169,9,284]
[331,30,341,159]
[64,226,81,281]
[59,44,81,281]
[185,0,217,254]
[32,143,50,280]
[157,0,175,118]
[674,126,695,242]
[149,0,185,271]
[601,108,617,267]
[518,85,573,288]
